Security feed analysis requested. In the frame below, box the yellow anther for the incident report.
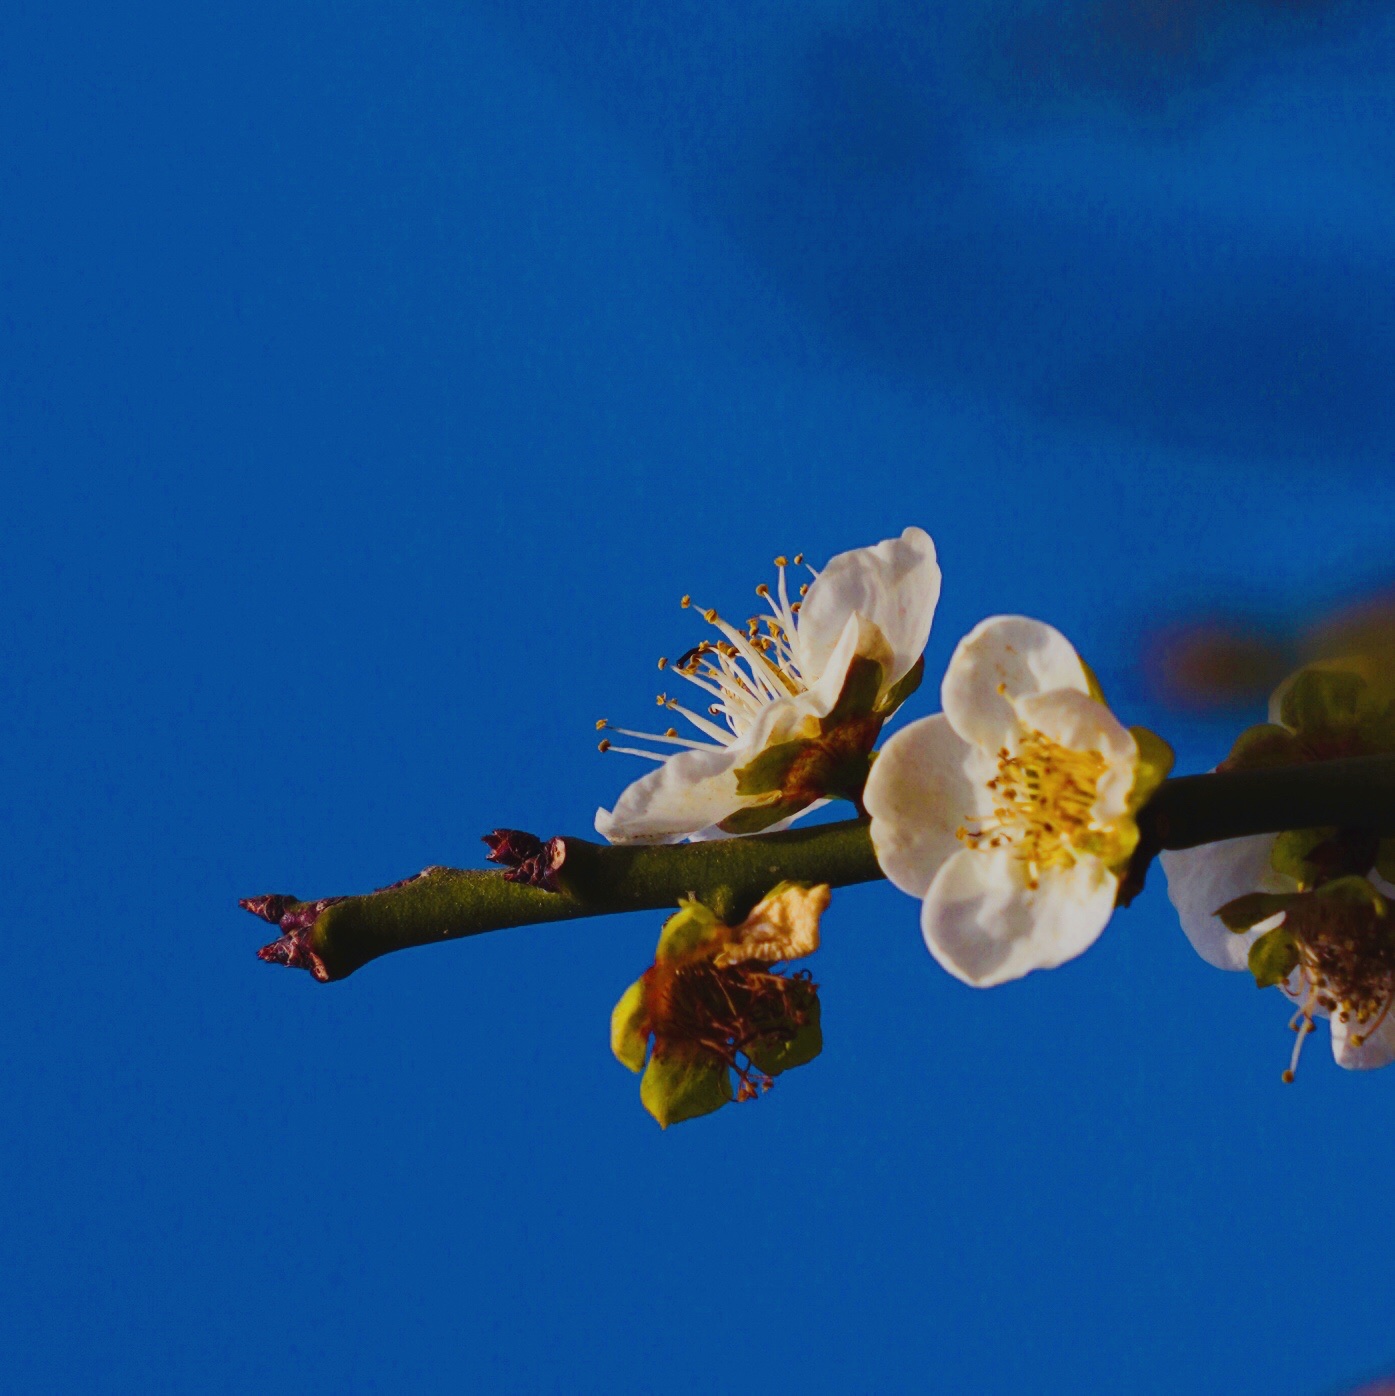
[799,584,808,596]
[680,595,691,608]
[703,608,718,623]
[657,657,668,669]
[665,727,678,738]
[773,556,788,568]
[793,553,804,565]
[596,718,609,730]
[756,583,770,598]
[598,739,612,752]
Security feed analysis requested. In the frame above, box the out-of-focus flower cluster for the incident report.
[1163,661,1395,1078]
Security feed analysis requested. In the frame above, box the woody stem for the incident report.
[245,753,1395,982]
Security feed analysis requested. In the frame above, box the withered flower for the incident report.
[610,883,829,1127]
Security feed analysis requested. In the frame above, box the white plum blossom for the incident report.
[865,616,1164,988]
[595,528,941,844]
[1163,835,1395,1076]
[1162,660,1395,1078]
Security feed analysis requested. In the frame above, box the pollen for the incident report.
[957,730,1113,886]
[596,719,609,730]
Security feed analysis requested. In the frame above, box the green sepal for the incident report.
[1127,726,1174,813]
[640,1049,733,1128]
[655,897,725,963]
[1270,826,1350,888]
[610,979,650,1073]
[1220,722,1302,773]
[875,656,924,717]
[824,655,884,727]
[718,797,807,836]
[1079,819,1139,873]
[1377,838,1395,885]
[1278,666,1367,737]
[1314,874,1389,914]
[734,739,811,797]
[746,999,823,1077]
[1079,657,1107,704]
[1216,891,1295,933]
[813,747,874,805]
[1247,926,1299,989]
[1271,827,1330,887]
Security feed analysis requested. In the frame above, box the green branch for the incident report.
[243,754,1395,982]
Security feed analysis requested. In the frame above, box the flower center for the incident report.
[647,959,819,1102]
[957,731,1113,889]
[596,554,818,760]
[1283,896,1395,1080]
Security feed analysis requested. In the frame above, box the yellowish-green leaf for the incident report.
[1314,875,1388,914]
[1270,827,1337,888]
[1127,726,1174,813]
[1217,891,1294,933]
[734,739,810,797]
[1278,666,1367,736]
[655,898,725,963]
[1079,657,1107,704]
[746,1000,823,1077]
[640,1049,733,1128]
[610,979,649,1073]
[1221,722,1301,772]
[1248,926,1299,989]
[876,656,924,718]
[824,655,883,726]
[718,797,806,836]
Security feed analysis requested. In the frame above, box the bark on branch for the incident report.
[243,754,1395,982]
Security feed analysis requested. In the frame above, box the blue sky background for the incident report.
[3,1,1394,1391]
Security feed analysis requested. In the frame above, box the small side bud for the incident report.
[482,828,566,892]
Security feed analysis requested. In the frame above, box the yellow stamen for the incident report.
[957,730,1115,874]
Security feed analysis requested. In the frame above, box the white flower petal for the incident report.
[686,799,829,842]
[1014,687,1139,819]
[1330,1011,1395,1071]
[865,714,986,900]
[597,676,832,844]
[794,527,940,688]
[942,616,1090,753]
[920,847,1118,988]
[1160,835,1294,971]
[800,611,866,717]
[595,745,746,844]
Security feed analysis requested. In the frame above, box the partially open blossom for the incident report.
[865,616,1171,987]
[595,528,940,844]
[610,883,829,1127]
[1162,662,1395,1077]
